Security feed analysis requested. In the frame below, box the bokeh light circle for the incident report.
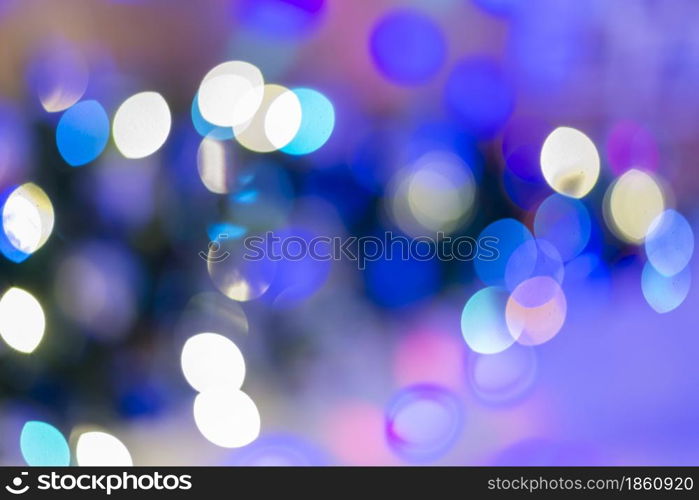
[385,384,463,463]
[389,151,476,237]
[197,136,236,194]
[0,183,54,261]
[281,88,335,155]
[20,421,70,466]
[645,209,694,277]
[504,238,564,292]
[56,100,109,166]
[506,276,567,346]
[641,261,690,314]
[181,333,246,393]
[113,91,172,159]
[193,388,261,448]
[604,168,665,244]
[76,431,132,466]
[198,61,264,127]
[533,194,591,261]
[369,9,446,85]
[234,84,301,153]
[540,126,600,198]
[461,287,516,354]
[0,287,45,354]
[474,218,533,287]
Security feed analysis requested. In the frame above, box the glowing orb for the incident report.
[282,88,335,155]
[193,388,261,448]
[645,209,694,277]
[540,126,600,198]
[641,262,690,314]
[0,287,45,354]
[56,100,109,166]
[20,421,70,466]
[181,333,246,392]
[76,431,132,466]
[506,276,567,346]
[113,91,171,159]
[461,287,515,354]
[0,183,54,261]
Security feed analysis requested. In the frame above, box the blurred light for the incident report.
[445,57,514,138]
[0,183,54,262]
[540,126,600,198]
[506,276,567,346]
[461,287,514,354]
[207,236,276,302]
[369,9,446,85]
[234,84,301,152]
[385,384,463,463]
[113,91,171,159]
[0,287,45,354]
[534,194,591,261]
[641,261,690,314]
[282,88,335,155]
[645,209,694,277]
[197,136,236,194]
[474,218,533,287]
[261,226,331,308]
[191,93,234,140]
[469,344,537,404]
[56,100,109,166]
[0,101,32,187]
[177,292,249,344]
[193,388,261,448]
[76,431,132,466]
[389,151,476,237]
[54,241,139,341]
[606,120,658,175]
[20,421,70,466]
[604,168,665,244]
[504,238,564,292]
[502,116,551,182]
[181,333,246,392]
[28,39,88,113]
[264,87,302,149]
[197,61,264,127]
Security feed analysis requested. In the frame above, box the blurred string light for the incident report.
[197,136,236,194]
[460,287,514,354]
[234,84,301,153]
[20,421,70,466]
[193,387,261,448]
[281,88,335,155]
[388,151,476,237]
[75,431,132,466]
[505,276,567,346]
[445,57,514,138]
[644,209,694,277]
[27,39,88,113]
[0,183,54,262]
[181,333,246,393]
[474,218,533,287]
[641,262,691,314]
[56,100,110,166]
[540,126,600,198]
[468,343,537,404]
[603,168,666,244]
[369,8,446,85]
[0,287,45,354]
[197,61,264,128]
[207,237,276,302]
[385,384,463,463]
[606,120,659,175]
[533,194,591,262]
[504,238,564,292]
[113,91,171,159]
[191,93,234,140]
